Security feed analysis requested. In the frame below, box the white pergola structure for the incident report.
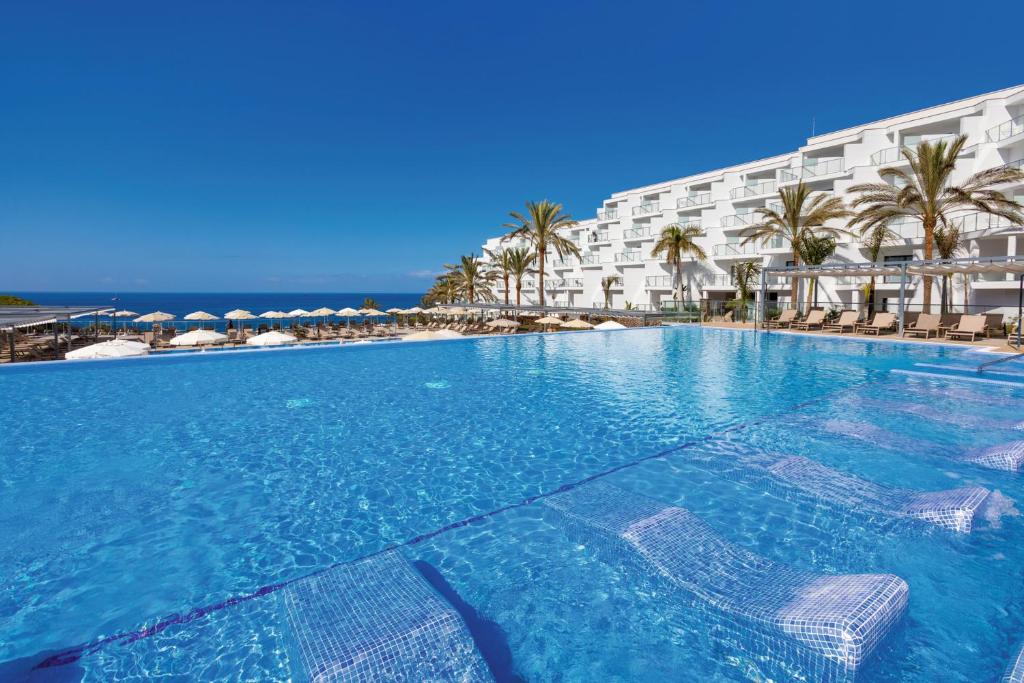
[759,255,1024,339]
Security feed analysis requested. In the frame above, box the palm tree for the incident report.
[848,135,1024,311]
[600,275,620,309]
[798,233,837,313]
[741,182,852,307]
[505,200,579,307]
[650,223,707,303]
[506,247,536,307]
[444,254,497,304]
[423,274,458,306]
[855,222,900,315]
[933,223,964,313]
[730,260,761,322]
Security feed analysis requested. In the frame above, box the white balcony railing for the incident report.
[548,278,583,289]
[712,242,760,257]
[623,226,652,240]
[676,192,712,209]
[580,254,602,266]
[869,134,957,165]
[597,208,619,221]
[987,114,1024,143]
[614,250,643,263]
[645,275,673,288]
[950,212,1019,234]
[729,180,777,199]
[720,213,758,228]
[632,201,661,216]
[780,158,845,182]
[552,258,577,268]
[587,231,610,243]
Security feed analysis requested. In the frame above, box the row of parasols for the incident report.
[105,306,414,324]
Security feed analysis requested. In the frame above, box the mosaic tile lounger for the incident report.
[281,550,493,683]
[543,481,909,683]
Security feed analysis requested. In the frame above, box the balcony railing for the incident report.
[645,275,673,288]
[548,278,583,289]
[676,192,712,209]
[632,201,661,216]
[552,258,577,268]
[987,114,1024,143]
[720,213,758,228]
[614,250,643,263]
[729,180,777,199]
[950,212,1019,233]
[780,158,845,182]
[712,242,760,257]
[597,208,619,221]
[587,231,610,243]
[623,226,652,240]
[1001,158,1024,173]
[869,134,957,165]
[580,254,602,266]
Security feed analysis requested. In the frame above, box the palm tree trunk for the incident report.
[538,247,546,307]
[516,282,522,307]
[962,272,969,312]
[922,217,934,313]
[503,275,510,305]
[867,277,876,315]
[790,250,800,312]
[675,259,683,304]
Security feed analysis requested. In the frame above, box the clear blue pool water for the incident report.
[1,326,1023,681]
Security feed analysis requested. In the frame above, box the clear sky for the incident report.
[2,0,1020,293]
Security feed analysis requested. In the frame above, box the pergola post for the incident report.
[897,264,907,335]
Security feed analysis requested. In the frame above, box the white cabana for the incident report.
[169,329,228,346]
[66,339,150,360]
[246,330,298,346]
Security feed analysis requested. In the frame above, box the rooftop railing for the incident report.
[676,192,712,208]
[632,201,661,216]
[729,180,777,199]
[986,114,1024,143]
[597,208,619,221]
[614,250,643,263]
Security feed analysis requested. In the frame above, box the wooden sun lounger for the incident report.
[822,311,859,334]
[792,310,826,330]
[902,313,941,339]
[945,314,988,342]
[860,312,896,335]
[766,309,797,329]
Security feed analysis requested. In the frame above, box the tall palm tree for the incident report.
[505,200,579,307]
[600,275,620,309]
[650,223,707,303]
[848,135,1024,311]
[424,274,458,306]
[741,182,852,306]
[855,222,900,315]
[506,247,536,307]
[798,233,837,313]
[933,223,964,313]
[444,254,497,304]
[485,248,514,305]
[731,260,761,322]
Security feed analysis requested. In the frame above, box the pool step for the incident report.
[542,481,909,683]
[281,550,493,682]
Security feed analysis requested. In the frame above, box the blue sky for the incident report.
[1,0,1020,293]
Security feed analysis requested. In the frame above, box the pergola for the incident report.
[759,255,1024,338]
[1,305,114,361]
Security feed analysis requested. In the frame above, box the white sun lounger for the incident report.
[543,482,908,683]
[281,551,493,683]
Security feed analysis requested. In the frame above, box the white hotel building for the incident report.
[479,84,1024,313]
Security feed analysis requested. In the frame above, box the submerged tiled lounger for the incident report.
[965,441,1024,473]
[281,550,493,683]
[543,482,908,682]
[766,455,991,533]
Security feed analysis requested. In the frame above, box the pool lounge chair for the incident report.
[945,314,988,342]
[791,309,826,330]
[860,312,896,336]
[822,310,859,334]
[766,309,798,329]
[902,313,941,339]
[543,482,908,683]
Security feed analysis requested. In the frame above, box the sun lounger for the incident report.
[822,310,859,334]
[902,313,941,339]
[766,309,798,329]
[985,313,1006,337]
[860,312,896,335]
[791,309,826,330]
[282,550,492,682]
[946,314,988,342]
[543,482,908,682]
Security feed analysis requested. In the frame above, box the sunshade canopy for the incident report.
[335,308,361,317]
[246,330,298,346]
[134,311,175,323]
[561,318,595,329]
[65,339,150,360]
[169,329,228,346]
[183,311,218,321]
[224,309,257,320]
[535,316,564,325]
[308,307,336,316]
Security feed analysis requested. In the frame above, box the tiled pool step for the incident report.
[543,481,909,683]
[1003,640,1024,683]
[281,551,493,682]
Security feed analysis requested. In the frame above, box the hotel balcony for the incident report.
[632,201,661,217]
[552,258,577,270]
[951,211,1021,237]
[645,275,673,289]
[778,158,846,184]
[676,192,713,210]
[711,242,760,259]
[869,134,957,166]
[614,250,644,265]
[986,114,1024,145]
[720,213,759,229]
[729,180,777,200]
[622,226,653,242]
[548,278,584,290]
[597,208,619,222]
[580,254,604,268]
[586,230,611,245]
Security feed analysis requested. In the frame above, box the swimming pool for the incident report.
[2,326,1023,681]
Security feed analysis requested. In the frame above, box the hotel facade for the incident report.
[479,84,1024,313]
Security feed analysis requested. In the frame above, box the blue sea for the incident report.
[2,326,1024,681]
